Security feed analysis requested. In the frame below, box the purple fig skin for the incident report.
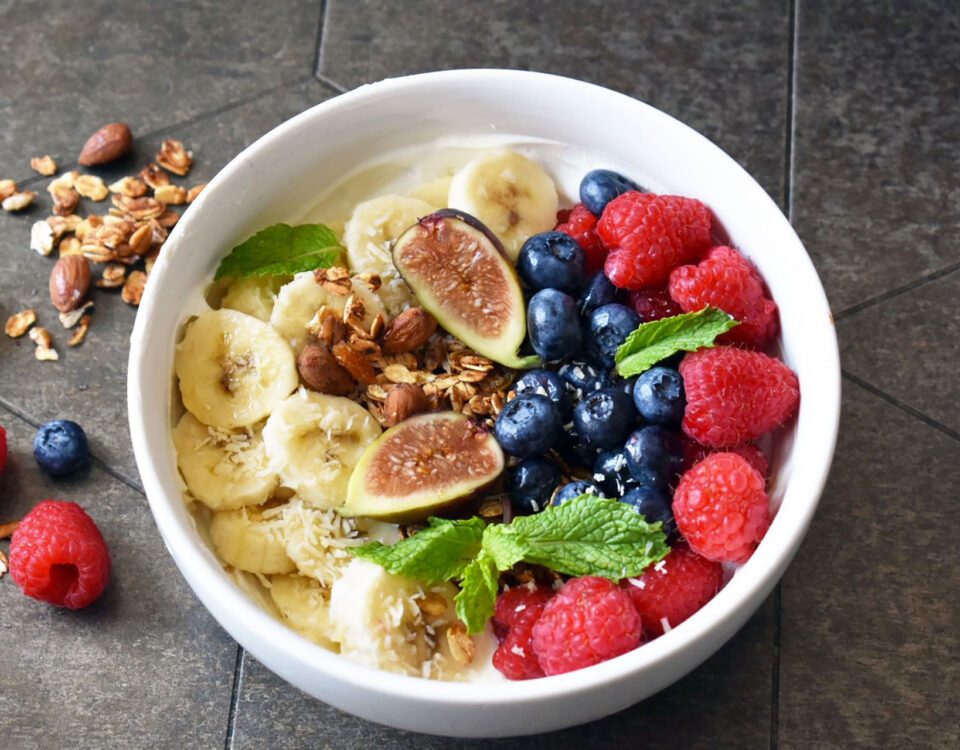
[420,208,510,260]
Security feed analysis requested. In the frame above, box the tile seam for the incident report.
[223,645,245,750]
[313,0,329,80]
[833,260,960,322]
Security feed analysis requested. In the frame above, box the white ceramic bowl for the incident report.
[128,69,840,737]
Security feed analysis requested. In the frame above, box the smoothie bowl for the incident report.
[128,69,839,737]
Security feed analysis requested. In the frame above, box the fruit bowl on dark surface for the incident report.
[128,70,839,737]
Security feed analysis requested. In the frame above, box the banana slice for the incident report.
[262,390,381,508]
[269,271,385,354]
[342,194,437,317]
[175,309,299,428]
[209,503,296,575]
[221,275,290,322]
[269,573,339,651]
[280,499,362,586]
[172,412,278,510]
[447,150,559,260]
[409,177,452,208]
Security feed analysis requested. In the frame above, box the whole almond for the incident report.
[381,307,437,354]
[383,383,430,426]
[49,255,91,313]
[78,123,133,166]
[297,342,355,396]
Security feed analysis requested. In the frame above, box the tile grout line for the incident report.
[223,644,246,750]
[312,0,329,81]
[833,259,960,322]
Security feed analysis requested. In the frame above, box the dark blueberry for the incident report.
[579,169,643,216]
[517,231,586,294]
[620,486,678,538]
[507,456,563,515]
[527,289,582,361]
[552,479,603,506]
[494,394,562,457]
[577,271,619,317]
[624,426,685,489]
[573,387,637,449]
[587,303,641,369]
[617,377,637,399]
[558,361,612,402]
[555,423,601,470]
[33,419,89,475]
[632,367,685,426]
[592,449,637,498]
[514,369,573,421]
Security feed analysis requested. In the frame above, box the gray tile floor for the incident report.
[0,1,956,747]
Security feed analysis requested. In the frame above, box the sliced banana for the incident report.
[447,150,559,260]
[262,390,381,509]
[342,194,437,317]
[175,309,299,428]
[221,275,290,322]
[269,573,339,651]
[269,271,385,354]
[209,503,296,575]
[409,176,452,208]
[172,412,278,510]
[280,498,362,586]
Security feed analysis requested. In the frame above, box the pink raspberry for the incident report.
[622,543,724,637]
[555,202,606,274]
[491,584,553,680]
[668,245,778,348]
[531,576,641,676]
[680,346,799,448]
[673,453,770,563]
[628,285,684,322]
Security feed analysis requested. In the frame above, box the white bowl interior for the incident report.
[128,69,840,737]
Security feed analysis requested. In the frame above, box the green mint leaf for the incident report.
[455,551,499,635]
[214,223,343,280]
[481,523,527,571]
[614,306,739,378]
[351,516,485,583]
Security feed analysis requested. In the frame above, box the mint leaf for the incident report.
[352,516,485,583]
[614,306,739,378]
[214,223,343,280]
[455,551,499,634]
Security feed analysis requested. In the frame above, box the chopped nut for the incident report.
[478,497,503,518]
[445,624,476,665]
[2,190,37,211]
[109,176,148,198]
[155,210,179,228]
[153,184,187,205]
[68,315,92,346]
[382,307,438,354]
[48,170,78,192]
[128,223,153,256]
[60,300,94,328]
[121,270,147,305]
[74,174,109,201]
[0,179,16,200]
[306,306,347,347]
[365,384,389,402]
[30,155,57,176]
[49,255,92,312]
[156,139,193,175]
[30,326,59,360]
[81,243,115,264]
[342,294,367,333]
[297,342,355,396]
[383,383,430,426]
[75,214,102,240]
[96,263,126,288]
[417,592,448,617]
[0,521,19,539]
[314,266,351,296]
[139,163,170,189]
[369,312,385,339]
[382,363,419,384]
[186,183,206,203]
[58,236,82,257]
[112,194,165,220]
[30,220,55,256]
[5,309,37,338]
[355,272,382,292]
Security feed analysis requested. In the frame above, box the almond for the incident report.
[78,123,133,166]
[297,342,355,396]
[381,307,438,354]
[49,255,91,313]
[383,383,430,426]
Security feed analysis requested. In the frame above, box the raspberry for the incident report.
[9,500,111,609]
[0,425,7,474]
[598,192,712,290]
[673,452,770,563]
[680,346,799,448]
[668,246,778,348]
[628,285,684,322]
[555,202,606,273]
[681,437,769,478]
[622,543,724,637]
[492,584,553,680]
[531,576,641,676]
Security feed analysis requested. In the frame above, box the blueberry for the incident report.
[624,426,685,489]
[577,271,619,317]
[555,423,601,470]
[514,369,572,420]
[507,456,562,514]
[632,367,685,426]
[579,169,643,216]
[552,479,603,506]
[517,232,586,294]
[527,289,582,361]
[494,393,562,457]
[558,361,612,402]
[587,304,641,369]
[592,449,637,498]
[573,387,637,449]
[620,486,678,538]
[33,419,89,475]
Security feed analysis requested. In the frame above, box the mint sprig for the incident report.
[614,305,739,378]
[352,496,669,634]
[214,223,343,280]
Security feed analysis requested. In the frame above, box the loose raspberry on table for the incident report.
[673,452,770,563]
[680,346,799,448]
[628,284,684,322]
[622,543,724,637]
[681,437,769,478]
[598,192,712,290]
[531,576,641,676]
[668,245,778,348]
[555,202,606,274]
[492,583,554,680]
[9,500,111,609]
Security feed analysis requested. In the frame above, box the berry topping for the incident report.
[579,169,643,217]
[33,419,90,476]
[631,366,685,427]
[554,424,602,471]
[592,449,636,498]
[673,452,770,563]
[531,576,642,675]
[507,456,563,514]
[680,347,800,448]
[517,231,587,294]
[558,361,612,402]
[621,543,723,637]
[577,271,620,317]
[9,500,111,609]
[620,485,677,539]
[555,203,606,273]
[573,387,636,449]
[552,479,602,506]
[680,438,770,478]
[527,289,582,361]
[495,393,563,457]
[514,369,573,421]
[599,192,712,290]
[668,245,778,348]
[628,285,683,322]
[492,584,554,680]
[586,303,641,369]
[624,425,685,490]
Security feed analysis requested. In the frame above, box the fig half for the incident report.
[392,209,538,368]
[340,411,504,523]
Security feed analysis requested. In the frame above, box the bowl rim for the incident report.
[128,68,840,706]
